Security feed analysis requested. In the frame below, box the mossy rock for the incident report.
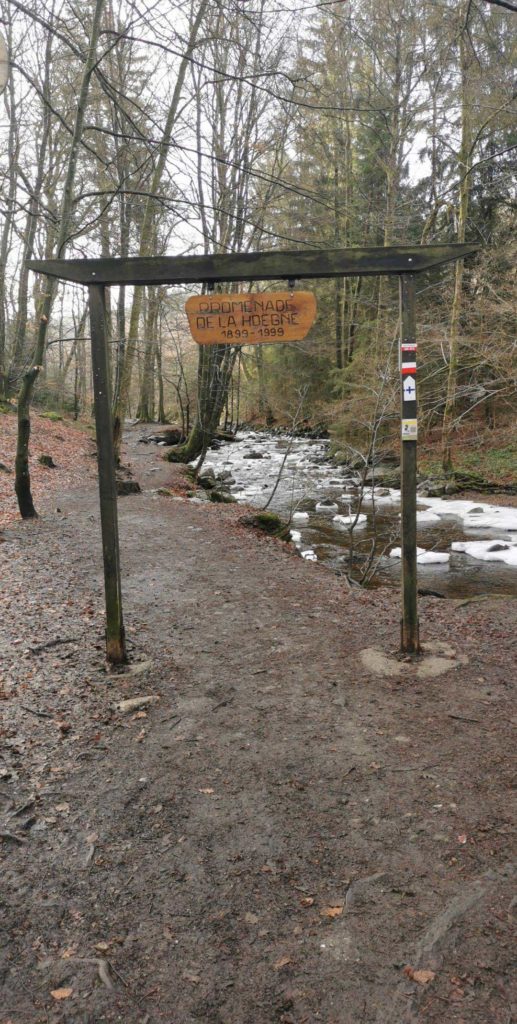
[166,446,190,463]
[240,510,290,540]
[38,454,56,468]
[209,490,237,504]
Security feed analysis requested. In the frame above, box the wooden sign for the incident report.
[185,291,317,345]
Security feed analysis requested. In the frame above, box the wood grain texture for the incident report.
[185,291,317,345]
[399,275,420,654]
[89,284,127,665]
[27,244,479,286]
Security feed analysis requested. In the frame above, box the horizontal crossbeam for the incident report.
[27,243,479,286]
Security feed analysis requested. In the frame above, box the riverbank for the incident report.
[1,423,515,1023]
[242,417,517,493]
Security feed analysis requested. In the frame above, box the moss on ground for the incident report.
[420,440,516,488]
[209,490,236,504]
[39,411,63,422]
[240,510,291,540]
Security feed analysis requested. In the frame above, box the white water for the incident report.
[198,431,517,596]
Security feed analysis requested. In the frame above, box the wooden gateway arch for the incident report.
[28,243,478,664]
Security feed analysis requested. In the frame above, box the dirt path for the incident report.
[1,428,515,1023]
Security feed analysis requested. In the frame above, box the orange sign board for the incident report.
[185,291,317,345]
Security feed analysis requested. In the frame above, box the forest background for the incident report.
[0,0,515,507]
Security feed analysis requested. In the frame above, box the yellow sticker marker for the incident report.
[402,418,418,440]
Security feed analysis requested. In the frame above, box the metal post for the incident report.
[399,274,420,654]
[89,284,127,665]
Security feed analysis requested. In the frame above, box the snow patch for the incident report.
[360,487,401,505]
[451,540,517,566]
[418,497,517,532]
[333,512,367,528]
[390,547,450,564]
[416,510,441,524]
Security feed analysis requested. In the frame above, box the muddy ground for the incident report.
[0,426,515,1023]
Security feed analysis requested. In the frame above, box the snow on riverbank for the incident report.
[418,497,517,533]
[390,547,450,564]
[452,540,517,566]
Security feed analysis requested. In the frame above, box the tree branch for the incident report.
[483,0,517,12]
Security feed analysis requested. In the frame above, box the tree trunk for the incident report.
[15,369,39,518]
[442,21,472,475]
[167,343,238,463]
[113,0,209,458]
[137,287,158,421]
[0,18,19,398]
[14,0,105,518]
[155,337,166,423]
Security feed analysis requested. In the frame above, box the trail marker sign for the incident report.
[185,291,317,345]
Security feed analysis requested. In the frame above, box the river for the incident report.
[199,431,517,598]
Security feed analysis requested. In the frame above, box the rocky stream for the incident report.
[188,430,517,599]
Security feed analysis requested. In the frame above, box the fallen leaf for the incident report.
[403,966,436,985]
[94,941,109,951]
[321,905,343,918]
[116,694,159,713]
[244,911,259,924]
[51,987,73,1000]
[198,787,214,795]
[300,897,314,907]
[60,947,76,959]
[413,969,436,985]
[274,956,292,970]
[182,971,201,984]
[457,834,467,845]
[55,802,70,813]
[97,959,114,990]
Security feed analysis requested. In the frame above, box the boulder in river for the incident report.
[316,500,339,513]
[198,468,217,489]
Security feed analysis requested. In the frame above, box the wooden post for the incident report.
[399,274,420,654]
[89,284,127,664]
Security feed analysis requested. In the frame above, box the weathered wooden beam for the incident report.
[399,275,420,655]
[89,284,127,665]
[27,243,479,286]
